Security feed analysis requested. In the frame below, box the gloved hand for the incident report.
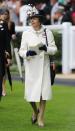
[26,50,37,57]
[39,45,47,52]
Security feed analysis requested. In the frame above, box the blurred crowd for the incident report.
[0,0,75,26]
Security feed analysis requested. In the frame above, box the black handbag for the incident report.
[44,29,56,85]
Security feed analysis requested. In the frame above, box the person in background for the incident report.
[62,0,75,24]
[70,11,75,25]
[58,0,70,5]
[1,8,16,96]
[6,0,19,25]
[19,0,33,26]
[3,8,16,41]
[50,0,59,24]
[0,7,11,100]
[0,0,7,7]
[19,10,57,127]
[35,1,51,25]
[52,6,64,24]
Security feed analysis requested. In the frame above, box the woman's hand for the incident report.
[5,51,10,58]
[12,34,16,40]
[5,59,12,67]
[26,50,37,57]
[39,45,47,52]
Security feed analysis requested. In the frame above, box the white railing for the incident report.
[15,23,75,74]
[69,26,75,69]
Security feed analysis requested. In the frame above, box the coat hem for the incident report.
[24,97,52,102]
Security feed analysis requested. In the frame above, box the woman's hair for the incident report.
[0,0,3,3]
[4,8,10,15]
[30,15,43,23]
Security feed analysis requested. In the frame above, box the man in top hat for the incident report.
[0,8,11,100]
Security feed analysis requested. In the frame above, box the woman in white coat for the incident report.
[19,13,57,127]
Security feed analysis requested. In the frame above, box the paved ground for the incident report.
[55,74,75,86]
[55,78,75,86]
[11,73,75,86]
[56,74,75,80]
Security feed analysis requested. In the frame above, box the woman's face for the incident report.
[3,12,9,21]
[0,14,5,21]
[30,17,41,30]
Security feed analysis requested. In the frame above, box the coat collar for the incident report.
[30,25,45,34]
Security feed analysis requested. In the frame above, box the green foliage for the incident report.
[0,81,75,131]
[53,32,62,60]
[53,31,62,73]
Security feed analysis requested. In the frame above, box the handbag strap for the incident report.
[44,28,48,46]
[44,28,55,64]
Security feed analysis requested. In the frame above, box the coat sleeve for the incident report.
[46,28,57,55]
[4,23,12,58]
[19,32,28,59]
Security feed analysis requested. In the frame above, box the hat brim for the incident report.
[29,14,42,19]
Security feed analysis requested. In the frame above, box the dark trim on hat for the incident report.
[30,14,42,19]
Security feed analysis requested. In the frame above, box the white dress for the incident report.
[19,26,57,102]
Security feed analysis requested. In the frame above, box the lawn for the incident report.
[0,81,75,131]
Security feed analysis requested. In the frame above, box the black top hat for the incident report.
[29,13,42,19]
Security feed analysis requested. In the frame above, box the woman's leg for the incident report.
[30,102,38,115]
[0,77,3,100]
[37,98,46,127]
[30,102,38,123]
[2,77,6,96]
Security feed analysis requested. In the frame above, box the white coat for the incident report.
[19,26,57,102]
